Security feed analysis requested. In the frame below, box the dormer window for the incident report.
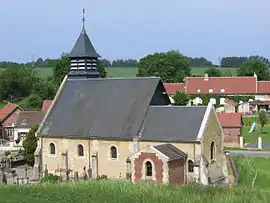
[21,119,28,126]
[209,89,213,93]
[197,89,201,93]
[221,88,225,93]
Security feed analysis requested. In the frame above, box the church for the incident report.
[33,14,229,186]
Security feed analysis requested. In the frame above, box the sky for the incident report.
[1,0,270,64]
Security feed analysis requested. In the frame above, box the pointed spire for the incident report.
[68,8,101,78]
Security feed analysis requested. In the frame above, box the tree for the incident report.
[22,124,39,166]
[97,60,107,78]
[24,93,43,110]
[259,110,268,132]
[204,67,222,77]
[173,91,189,105]
[137,50,190,82]
[53,54,70,85]
[237,60,269,81]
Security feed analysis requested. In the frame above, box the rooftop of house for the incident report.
[164,75,270,95]
[41,100,53,112]
[217,112,243,127]
[153,144,187,161]
[0,103,21,122]
[15,111,45,128]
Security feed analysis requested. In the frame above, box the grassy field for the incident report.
[0,67,239,78]
[0,156,268,202]
[242,116,270,144]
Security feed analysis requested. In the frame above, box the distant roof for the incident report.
[39,77,169,139]
[16,111,45,128]
[224,98,238,106]
[69,28,101,58]
[41,100,53,112]
[217,112,243,127]
[140,106,207,142]
[257,81,270,94]
[154,144,187,161]
[0,103,21,121]
[164,83,185,95]
[185,76,257,94]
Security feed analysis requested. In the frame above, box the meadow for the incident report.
[0,66,239,78]
[0,156,268,203]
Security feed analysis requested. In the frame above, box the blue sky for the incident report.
[1,0,269,64]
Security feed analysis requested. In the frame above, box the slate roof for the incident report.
[39,77,165,139]
[16,111,45,128]
[69,28,101,58]
[154,144,187,161]
[140,106,207,142]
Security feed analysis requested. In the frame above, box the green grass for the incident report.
[242,116,270,144]
[0,156,268,202]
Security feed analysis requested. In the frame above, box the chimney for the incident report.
[204,73,209,81]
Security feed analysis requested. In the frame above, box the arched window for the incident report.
[110,146,117,158]
[210,141,215,160]
[78,144,84,156]
[188,160,194,172]
[145,161,152,177]
[49,143,55,154]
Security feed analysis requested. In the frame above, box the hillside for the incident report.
[0,157,268,202]
[0,67,239,78]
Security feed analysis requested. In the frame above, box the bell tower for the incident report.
[68,8,101,78]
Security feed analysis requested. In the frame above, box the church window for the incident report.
[210,141,216,160]
[145,161,152,177]
[110,146,117,158]
[78,144,84,156]
[188,160,194,172]
[49,143,55,154]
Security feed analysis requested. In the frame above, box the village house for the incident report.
[164,74,270,112]
[0,103,22,148]
[217,112,243,148]
[13,111,45,149]
[33,21,229,186]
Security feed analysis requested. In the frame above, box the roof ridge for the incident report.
[68,77,161,81]
[150,105,207,108]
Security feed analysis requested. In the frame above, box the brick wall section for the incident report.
[134,152,163,184]
[223,127,241,147]
[168,158,185,186]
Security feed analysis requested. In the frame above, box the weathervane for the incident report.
[82,8,86,29]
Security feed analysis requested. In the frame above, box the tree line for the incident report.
[220,55,270,68]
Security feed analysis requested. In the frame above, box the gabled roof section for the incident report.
[15,111,45,128]
[257,81,270,94]
[39,77,167,139]
[217,112,243,127]
[185,76,257,94]
[224,98,238,106]
[164,83,185,95]
[69,28,101,58]
[140,105,207,142]
[41,100,53,112]
[0,103,22,121]
[154,144,187,161]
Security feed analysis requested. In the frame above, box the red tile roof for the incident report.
[257,81,270,94]
[0,103,19,121]
[41,100,53,112]
[185,76,257,94]
[224,98,238,106]
[164,83,185,95]
[217,112,243,127]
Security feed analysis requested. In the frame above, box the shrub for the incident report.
[41,173,61,184]
[97,175,108,180]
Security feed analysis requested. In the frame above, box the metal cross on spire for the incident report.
[82,8,86,29]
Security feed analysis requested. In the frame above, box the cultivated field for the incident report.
[0,67,239,78]
[0,156,268,202]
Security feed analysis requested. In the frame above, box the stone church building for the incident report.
[33,20,228,186]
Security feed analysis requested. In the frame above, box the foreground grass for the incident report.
[0,180,268,203]
[0,156,268,203]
